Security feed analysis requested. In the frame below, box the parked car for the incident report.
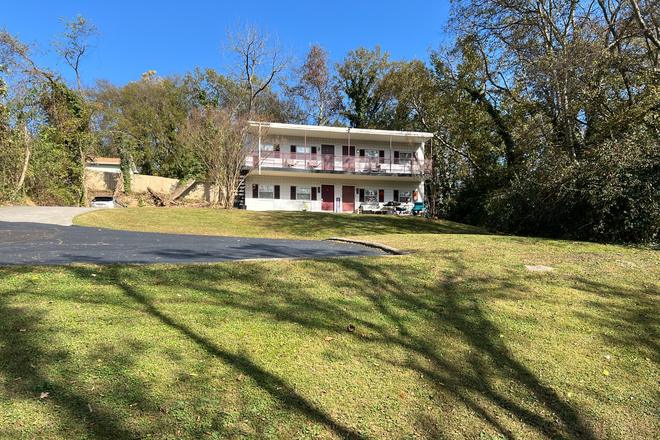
[90,197,125,208]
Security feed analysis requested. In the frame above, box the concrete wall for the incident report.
[86,170,215,202]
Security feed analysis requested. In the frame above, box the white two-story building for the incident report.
[243,122,433,213]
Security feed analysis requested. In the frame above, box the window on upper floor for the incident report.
[364,150,380,158]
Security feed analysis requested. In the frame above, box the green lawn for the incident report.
[1,210,659,439]
[72,207,484,239]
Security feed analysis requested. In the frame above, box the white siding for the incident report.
[245,175,424,213]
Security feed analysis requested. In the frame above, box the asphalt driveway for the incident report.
[0,220,386,266]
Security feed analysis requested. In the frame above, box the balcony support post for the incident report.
[389,135,392,173]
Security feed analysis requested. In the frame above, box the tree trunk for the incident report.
[15,124,31,196]
[113,171,124,198]
[170,178,196,201]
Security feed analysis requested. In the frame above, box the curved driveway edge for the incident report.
[0,206,100,226]
[326,237,408,255]
[0,221,387,266]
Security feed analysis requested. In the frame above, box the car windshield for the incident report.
[93,197,114,202]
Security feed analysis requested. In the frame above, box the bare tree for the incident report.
[0,26,55,89]
[179,107,255,208]
[50,14,100,95]
[223,20,294,116]
[286,43,341,125]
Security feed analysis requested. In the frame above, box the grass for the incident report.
[72,207,484,239]
[1,210,659,439]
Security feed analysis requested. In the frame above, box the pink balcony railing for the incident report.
[250,152,432,175]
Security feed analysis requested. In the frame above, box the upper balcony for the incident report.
[249,152,432,176]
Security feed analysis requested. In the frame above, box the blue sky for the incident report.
[2,0,451,88]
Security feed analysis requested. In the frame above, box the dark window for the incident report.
[274,185,280,199]
[252,184,258,199]
[311,187,317,201]
[359,188,365,202]
[290,186,297,200]
[378,189,385,203]
[393,190,399,201]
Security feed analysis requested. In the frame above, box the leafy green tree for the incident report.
[91,73,196,179]
[440,0,660,242]
[337,46,394,128]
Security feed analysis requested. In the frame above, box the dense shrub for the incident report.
[476,138,660,244]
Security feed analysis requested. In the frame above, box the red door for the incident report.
[321,145,334,171]
[342,186,355,213]
[322,185,334,211]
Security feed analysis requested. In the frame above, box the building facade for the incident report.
[243,123,433,213]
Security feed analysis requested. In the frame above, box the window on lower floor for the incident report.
[259,185,274,199]
[399,190,412,203]
[364,189,377,203]
[296,187,311,200]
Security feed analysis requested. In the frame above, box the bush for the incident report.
[480,138,660,244]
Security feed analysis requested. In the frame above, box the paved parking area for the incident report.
[0,206,100,226]
[0,220,386,266]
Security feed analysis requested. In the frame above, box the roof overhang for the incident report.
[249,122,433,144]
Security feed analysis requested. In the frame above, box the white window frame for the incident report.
[259,185,274,199]
[364,189,377,204]
[364,150,380,158]
[296,187,311,200]
[399,190,412,203]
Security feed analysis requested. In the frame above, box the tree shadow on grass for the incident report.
[0,281,143,438]
[109,274,370,440]
[1,251,657,439]
[138,257,602,439]
[567,276,660,365]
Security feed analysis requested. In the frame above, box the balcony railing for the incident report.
[250,152,432,175]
